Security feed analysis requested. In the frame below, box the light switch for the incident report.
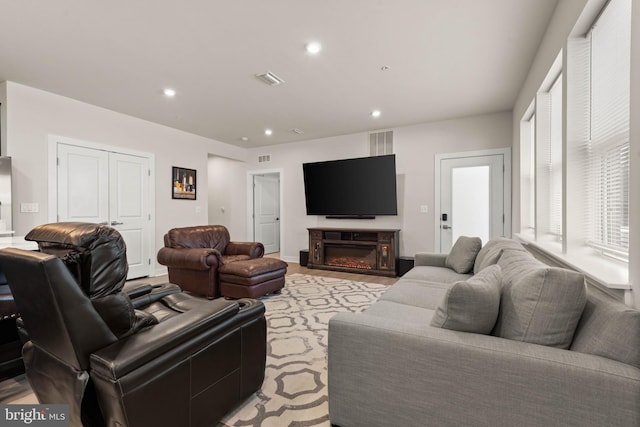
[20,202,39,213]
[419,205,429,213]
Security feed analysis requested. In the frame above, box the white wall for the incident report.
[4,81,247,274]
[247,111,512,262]
[207,155,247,239]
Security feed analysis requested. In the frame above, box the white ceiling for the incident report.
[0,0,558,148]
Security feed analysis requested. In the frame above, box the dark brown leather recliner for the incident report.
[0,222,266,427]
[0,272,24,381]
[157,225,265,299]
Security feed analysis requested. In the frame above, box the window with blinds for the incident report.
[535,73,563,243]
[586,0,631,260]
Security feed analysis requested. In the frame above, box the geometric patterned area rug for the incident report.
[219,273,388,427]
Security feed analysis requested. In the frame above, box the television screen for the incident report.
[302,154,398,217]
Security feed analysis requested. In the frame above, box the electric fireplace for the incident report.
[307,228,399,277]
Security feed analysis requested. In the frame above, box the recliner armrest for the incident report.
[157,247,222,270]
[124,283,182,309]
[122,283,154,299]
[226,241,264,259]
[90,298,241,379]
[414,252,447,267]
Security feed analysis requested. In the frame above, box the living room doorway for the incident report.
[435,148,511,253]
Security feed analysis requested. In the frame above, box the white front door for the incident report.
[254,174,280,254]
[57,143,152,279]
[437,150,510,252]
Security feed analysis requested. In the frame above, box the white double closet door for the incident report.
[56,142,152,279]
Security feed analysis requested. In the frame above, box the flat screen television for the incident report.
[302,154,398,218]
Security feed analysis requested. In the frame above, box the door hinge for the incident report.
[57,157,60,166]
[148,258,151,265]
[503,214,505,223]
[148,214,151,220]
[148,169,151,176]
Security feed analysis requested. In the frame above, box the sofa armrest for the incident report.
[226,241,264,259]
[414,252,447,267]
[157,247,222,270]
[328,313,640,427]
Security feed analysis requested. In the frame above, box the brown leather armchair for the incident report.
[0,223,266,427]
[157,225,265,299]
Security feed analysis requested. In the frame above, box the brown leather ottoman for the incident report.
[218,258,288,299]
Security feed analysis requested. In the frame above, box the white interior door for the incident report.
[254,174,280,254]
[57,144,109,224]
[438,153,507,252]
[57,143,152,279]
[109,153,151,279]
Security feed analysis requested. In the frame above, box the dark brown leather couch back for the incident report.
[25,222,128,299]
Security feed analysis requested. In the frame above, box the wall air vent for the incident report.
[369,130,394,156]
[255,72,285,86]
[258,155,271,163]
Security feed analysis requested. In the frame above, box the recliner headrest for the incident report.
[26,222,128,298]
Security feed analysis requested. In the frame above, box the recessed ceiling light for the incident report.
[241,136,249,142]
[163,88,176,97]
[371,110,381,118]
[265,129,273,136]
[306,42,322,54]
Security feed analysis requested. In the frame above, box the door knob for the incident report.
[98,221,108,225]
[111,221,124,226]
[441,225,451,230]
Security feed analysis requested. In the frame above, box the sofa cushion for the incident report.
[364,300,435,327]
[402,266,472,284]
[445,236,482,274]
[380,279,452,310]
[430,265,502,334]
[570,291,640,369]
[474,237,528,274]
[493,267,587,349]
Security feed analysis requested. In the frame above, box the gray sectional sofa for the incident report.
[328,237,640,427]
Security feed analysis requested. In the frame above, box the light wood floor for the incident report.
[128,260,399,287]
[0,261,397,404]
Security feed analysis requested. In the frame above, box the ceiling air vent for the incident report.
[255,72,285,86]
[369,130,394,156]
[291,128,304,135]
[258,155,271,163]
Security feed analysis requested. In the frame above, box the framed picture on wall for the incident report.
[172,166,196,200]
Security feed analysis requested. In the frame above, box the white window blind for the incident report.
[586,0,631,258]
[548,76,563,238]
[520,114,536,233]
[535,74,563,241]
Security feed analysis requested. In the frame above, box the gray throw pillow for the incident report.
[493,267,587,349]
[445,236,482,274]
[570,292,640,369]
[430,264,502,334]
